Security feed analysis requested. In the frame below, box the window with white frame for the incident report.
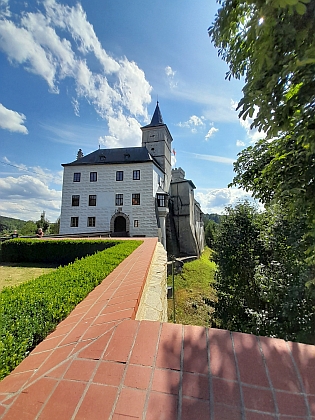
[116,171,123,181]
[70,217,79,227]
[89,195,96,206]
[87,217,96,227]
[134,220,139,227]
[90,172,97,182]
[115,194,123,206]
[157,194,166,207]
[72,195,80,206]
[133,170,140,180]
[132,193,140,205]
[73,172,81,182]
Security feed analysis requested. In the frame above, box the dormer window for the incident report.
[99,155,106,161]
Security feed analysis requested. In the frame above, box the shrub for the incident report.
[0,240,142,380]
[1,238,119,264]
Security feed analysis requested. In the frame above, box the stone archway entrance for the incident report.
[114,216,126,233]
[110,212,130,237]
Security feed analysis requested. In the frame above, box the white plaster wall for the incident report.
[60,161,160,237]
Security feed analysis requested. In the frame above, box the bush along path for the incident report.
[0,240,142,380]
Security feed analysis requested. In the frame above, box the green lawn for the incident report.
[168,247,217,326]
[0,263,57,291]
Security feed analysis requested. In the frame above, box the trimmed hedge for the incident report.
[0,240,142,380]
[1,238,119,264]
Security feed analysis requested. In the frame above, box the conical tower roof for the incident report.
[143,102,165,127]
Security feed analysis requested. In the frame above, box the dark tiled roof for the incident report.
[62,147,157,167]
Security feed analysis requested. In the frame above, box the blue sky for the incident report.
[0,0,263,223]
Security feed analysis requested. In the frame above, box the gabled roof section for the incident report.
[62,146,162,169]
[142,101,165,128]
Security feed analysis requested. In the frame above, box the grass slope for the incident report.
[168,247,217,326]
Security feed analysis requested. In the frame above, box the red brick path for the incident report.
[1,238,315,419]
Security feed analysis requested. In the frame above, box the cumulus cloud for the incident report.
[195,188,261,214]
[99,112,142,148]
[0,0,152,145]
[178,115,205,133]
[0,103,28,134]
[0,175,62,221]
[165,65,177,89]
[205,126,218,140]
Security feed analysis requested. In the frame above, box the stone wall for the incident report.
[135,242,168,322]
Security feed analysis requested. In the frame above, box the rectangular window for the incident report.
[132,193,140,205]
[87,217,96,227]
[115,194,123,206]
[73,172,81,182]
[116,171,123,181]
[72,195,80,206]
[134,220,139,227]
[157,194,166,207]
[90,172,97,182]
[70,217,79,227]
[89,195,97,206]
[133,170,140,180]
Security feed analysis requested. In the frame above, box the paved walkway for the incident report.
[1,238,315,419]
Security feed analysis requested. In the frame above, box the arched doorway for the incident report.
[114,216,126,233]
[110,212,130,237]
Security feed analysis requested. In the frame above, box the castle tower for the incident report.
[141,102,173,192]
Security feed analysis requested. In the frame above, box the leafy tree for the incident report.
[204,220,218,248]
[20,221,37,236]
[213,202,264,330]
[49,217,60,235]
[213,202,314,343]
[36,211,50,233]
[209,0,315,256]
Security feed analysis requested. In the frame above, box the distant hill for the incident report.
[0,215,27,234]
[203,213,222,224]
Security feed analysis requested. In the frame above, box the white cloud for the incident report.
[195,188,261,214]
[0,0,152,143]
[0,175,61,221]
[231,100,266,144]
[178,115,205,131]
[0,103,28,134]
[239,115,266,143]
[1,156,63,184]
[165,65,177,89]
[99,112,142,148]
[0,0,10,18]
[191,152,235,165]
[236,139,245,147]
[205,126,218,140]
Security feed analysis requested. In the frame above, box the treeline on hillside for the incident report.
[210,201,315,344]
[0,213,60,236]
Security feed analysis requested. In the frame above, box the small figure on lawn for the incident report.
[11,230,19,239]
[36,228,44,238]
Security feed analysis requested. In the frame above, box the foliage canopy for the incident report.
[209,0,315,253]
[213,201,314,343]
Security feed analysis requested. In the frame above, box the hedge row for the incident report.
[1,238,119,264]
[0,240,142,380]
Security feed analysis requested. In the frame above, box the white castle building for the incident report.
[59,103,204,255]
